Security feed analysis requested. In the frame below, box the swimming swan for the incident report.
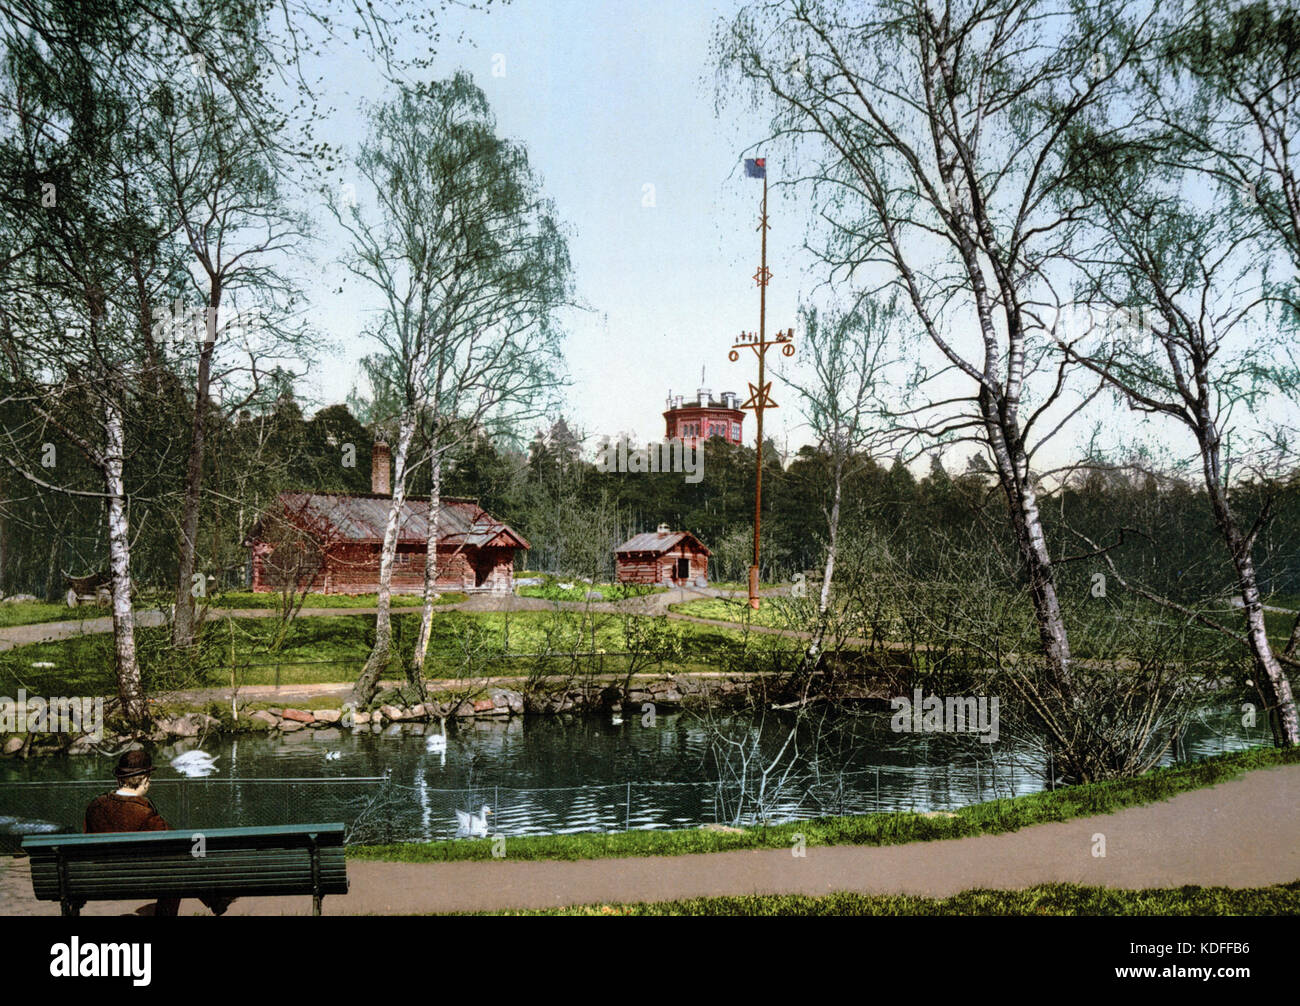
[454,805,492,838]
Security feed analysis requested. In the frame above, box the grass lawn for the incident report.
[0,601,111,628]
[669,596,807,629]
[485,881,1300,916]
[208,591,466,609]
[707,580,782,591]
[349,745,1300,863]
[0,608,780,694]
[517,583,666,602]
[0,591,468,628]
[677,591,1300,653]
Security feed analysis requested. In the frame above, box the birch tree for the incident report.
[717,0,1146,704]
[781,299,895,668]
[337,76,570,707]
[0,33,178,724]
[1061,125,1300,747]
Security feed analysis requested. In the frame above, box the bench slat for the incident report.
[23,824,349,909]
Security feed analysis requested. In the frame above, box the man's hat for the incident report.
[114,749,154,781]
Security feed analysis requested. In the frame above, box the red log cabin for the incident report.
[244,442,528,594]
[615,524,710,586]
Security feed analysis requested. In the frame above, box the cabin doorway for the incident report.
[473,553,494,587]
[675,557,689,582]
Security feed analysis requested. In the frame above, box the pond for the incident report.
[0,701,1268,850]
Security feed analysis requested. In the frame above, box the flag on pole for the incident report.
[744,158,766,179]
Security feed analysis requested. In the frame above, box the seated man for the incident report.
[84,749,233,916]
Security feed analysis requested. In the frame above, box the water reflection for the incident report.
[0,702,1269,848]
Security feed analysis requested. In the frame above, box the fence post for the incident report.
[625,781,631,831]
[875,766,879,812]
[1048,748,1054,791]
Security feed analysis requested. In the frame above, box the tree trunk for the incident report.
[409,449,442,690]
[1199,422,1300,746]
[1233,548,1299,745]
[818,458,842,615]
[1282,609,1300,660]
[173,296,218,648]
[350,410,417,706]
[797,456,844,678]
[984,398,1073,695]
[104,396,147,726]
[45,532,61,603]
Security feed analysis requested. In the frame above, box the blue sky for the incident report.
[285,0,1293,483]
[300,0,816,453]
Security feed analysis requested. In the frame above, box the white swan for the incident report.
[170,750,219,778]
[426,717,448,752]
[611,713,623,726]
[325,751,341,762]
[454,805,492,838]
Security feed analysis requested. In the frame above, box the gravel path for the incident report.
[2,763,1296,915]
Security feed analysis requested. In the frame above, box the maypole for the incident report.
[731,158,794,610]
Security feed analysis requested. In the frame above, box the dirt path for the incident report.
[3,763,1296,915]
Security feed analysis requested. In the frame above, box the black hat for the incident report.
[114,749,154,781]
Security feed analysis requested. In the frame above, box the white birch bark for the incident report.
[351,408,418,705]
[104,395,146,724]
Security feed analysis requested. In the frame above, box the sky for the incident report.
[277,0,1297,483]
[294,0,819,456]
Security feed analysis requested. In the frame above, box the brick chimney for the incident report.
[371,441,391,495]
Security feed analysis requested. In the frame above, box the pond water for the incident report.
[0,701,1268,849]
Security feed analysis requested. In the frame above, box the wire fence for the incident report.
[0,715,1262,854]
[0,756,1042,853]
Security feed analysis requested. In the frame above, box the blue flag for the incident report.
[744,158,766,179]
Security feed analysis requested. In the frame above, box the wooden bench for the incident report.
[22,823,348,916]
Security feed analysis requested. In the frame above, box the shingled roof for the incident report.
[615,529,709,556]
[248,493,529,550]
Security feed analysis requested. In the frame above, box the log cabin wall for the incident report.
[252,541,513,594]
[616,541,709,585]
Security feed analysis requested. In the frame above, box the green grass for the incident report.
[669,596,804,628]
[517,582,666,602]
[0,608,777,695]
[0,600,111,627]
[0,592,468,628]
[483,881,1300,915]
[349,745,1300,864]
[208,591,465,609]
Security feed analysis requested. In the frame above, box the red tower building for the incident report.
[663,385,745,449]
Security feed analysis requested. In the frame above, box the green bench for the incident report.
[22,824,348,917]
